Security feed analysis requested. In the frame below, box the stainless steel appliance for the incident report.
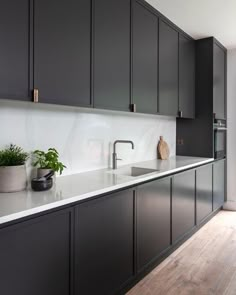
[214,119,227,159]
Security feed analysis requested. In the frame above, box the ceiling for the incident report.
[145,0,236,49]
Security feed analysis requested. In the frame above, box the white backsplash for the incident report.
[0,100,176,176]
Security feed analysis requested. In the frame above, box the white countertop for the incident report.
[0,156,214,225]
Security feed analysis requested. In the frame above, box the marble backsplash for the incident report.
[0,100,176,177]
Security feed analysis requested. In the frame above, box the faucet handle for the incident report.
[117,158,122,161]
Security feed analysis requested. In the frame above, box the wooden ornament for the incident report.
[157,136,170,160]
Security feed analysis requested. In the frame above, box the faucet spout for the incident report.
[112,140,135,170]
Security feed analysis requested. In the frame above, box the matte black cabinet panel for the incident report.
[93,0,131,111]
[75,189,134,295]
[137,177,171,271]
[213,43,226,119]
[196,164,213,224]
[0,0,31,100]
[213,159,225,210]
[159,20,178,116]
[132,1,158,114]
[172,170,195,242]
[0,210,72,295]
[179,34,195,119]
[34,0,91,107]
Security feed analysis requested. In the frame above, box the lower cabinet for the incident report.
[0,209,72,295]
[172,170,195,243]
[74,189,135,295]
[137,177,171,271]
[0,162,222,295]
[213,159,225,210]
[196,164,213,224]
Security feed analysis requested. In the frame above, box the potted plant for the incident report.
[0,144,28,193]
[32,148,66,178]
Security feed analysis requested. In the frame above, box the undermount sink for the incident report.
[108,167,159,177]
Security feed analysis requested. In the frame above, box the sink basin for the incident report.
[108,167,158,177]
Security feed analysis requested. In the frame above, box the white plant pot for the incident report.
[0,165,27,193]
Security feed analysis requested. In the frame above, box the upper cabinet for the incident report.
[159,20,179,116]
[93,0,131,111]
[213,42,226,119]
[0,0,32,101]
[179,34,195,119]
[34,0,91,107]
[132,0,158,114]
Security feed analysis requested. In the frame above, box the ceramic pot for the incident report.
[0,165,27,193]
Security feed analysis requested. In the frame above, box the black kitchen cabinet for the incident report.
[75,189,134,295]
[213,42,226,119]
[159,20,178,116]
[172,170,195,242]
[0,0,32,101]
[93,0,131,111]
[213,159,225,210]
[132,0,158,114]
[179,34,195,119]
[34,0,91,107]
[177,37,227,158]
[0,209,72,295]
[196,164,213,224]
[137,177,171,271]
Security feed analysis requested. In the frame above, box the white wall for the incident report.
[0,100,176,177]
[227,49,236,202]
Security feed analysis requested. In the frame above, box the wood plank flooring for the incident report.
[127,211,236,295]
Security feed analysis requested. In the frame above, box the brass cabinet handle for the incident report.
[33,89,39,103]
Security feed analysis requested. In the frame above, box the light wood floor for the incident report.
[127,211,236,295]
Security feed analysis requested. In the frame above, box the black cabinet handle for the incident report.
[178,110,183,118]
[131,104,136,113]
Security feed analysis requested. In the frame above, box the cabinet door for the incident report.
[213,159,225,210]
[75,189,134,295]
[137,177,171,271]
[172,170,195,242]
[179,34,195,119]
[213,43,226,119]
[0,209,72,295]
[34,0,91,107]
[196,164,213,224]
[0,0,31,101]
[159,20,178,116]
[93,0,131,111]
[132,1,158,114]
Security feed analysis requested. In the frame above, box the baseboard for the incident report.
[223,201,236,211]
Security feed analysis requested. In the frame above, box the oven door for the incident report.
[214,127,226,159]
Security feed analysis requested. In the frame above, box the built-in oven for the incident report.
[214,119,227,160]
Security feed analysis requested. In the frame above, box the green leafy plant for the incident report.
[0,144,28,166]
[32,148,66,175]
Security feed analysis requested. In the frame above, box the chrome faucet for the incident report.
[112,140,135,169]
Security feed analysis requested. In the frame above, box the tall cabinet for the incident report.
[177,37,227,158]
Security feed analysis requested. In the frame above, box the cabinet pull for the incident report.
[178,110,183,118]
[131,104,136,113]
[33,89,39,103]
